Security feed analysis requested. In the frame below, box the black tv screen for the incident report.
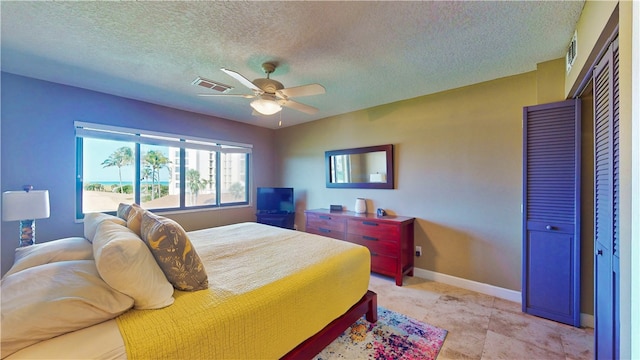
[257,187,294,213]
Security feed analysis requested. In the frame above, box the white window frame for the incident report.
[75,121,251,218]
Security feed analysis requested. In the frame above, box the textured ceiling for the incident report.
[1,1,584,129]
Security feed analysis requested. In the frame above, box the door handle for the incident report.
[597,249,603,256]
[546,225,554,231]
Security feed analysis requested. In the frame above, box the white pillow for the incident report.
[0,260,134,358]
[4,237,93,278]
[93,221,175,310]
[83,212,126,243]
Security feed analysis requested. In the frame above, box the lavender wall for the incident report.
[0,72,276,275]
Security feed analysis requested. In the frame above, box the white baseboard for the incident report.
[412,267,594,328]
[413,267,521,302]
[581,313,594,328]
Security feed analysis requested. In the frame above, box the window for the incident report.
[185,148,216,206]
[220,152,246,205]
[80,138,135,213]
[75,121,251,218]
[139,143,176,209]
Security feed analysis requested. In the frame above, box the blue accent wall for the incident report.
[1,72,276,275]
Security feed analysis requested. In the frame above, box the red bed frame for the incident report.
[281,290,378,360]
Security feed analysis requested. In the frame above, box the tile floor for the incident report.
[368,274,594,360]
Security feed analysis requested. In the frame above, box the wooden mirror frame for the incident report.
[325,144,394,189]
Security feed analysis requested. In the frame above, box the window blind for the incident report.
[74,121,252,154]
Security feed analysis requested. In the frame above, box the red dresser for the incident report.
[305,209,415,286]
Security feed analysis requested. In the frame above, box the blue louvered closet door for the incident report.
[522,99,581,327]
[593,36,619,360]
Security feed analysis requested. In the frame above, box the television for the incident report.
[257,187,294,214]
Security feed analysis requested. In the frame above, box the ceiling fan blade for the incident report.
[221,68,263,93]
[197,93,255,98]
[281,99,319,115]
[277,83,325,99]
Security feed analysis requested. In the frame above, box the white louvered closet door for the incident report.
[593,36,620,360]
[522,99,581,327]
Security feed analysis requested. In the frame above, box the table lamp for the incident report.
[2,186,50,247]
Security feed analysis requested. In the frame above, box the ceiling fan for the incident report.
[198,62,325,116]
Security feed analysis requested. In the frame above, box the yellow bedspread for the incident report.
[116,222,370,359]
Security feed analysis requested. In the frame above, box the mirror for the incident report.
[325,144,394,189]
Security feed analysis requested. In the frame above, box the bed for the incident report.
[1,206,377,359]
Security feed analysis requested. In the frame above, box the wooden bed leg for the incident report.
[366,290,378,323]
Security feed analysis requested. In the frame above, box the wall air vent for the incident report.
[566,31,577,74]
[192,77,233,93]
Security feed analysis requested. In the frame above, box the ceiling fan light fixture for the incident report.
[250,98,282,115]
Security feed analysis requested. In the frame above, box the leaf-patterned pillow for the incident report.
[117,203,132,220]
[126,203,145,237]
[140,212,208,291]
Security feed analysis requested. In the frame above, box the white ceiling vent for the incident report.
[192,77,233,93]
[566,31,577,74]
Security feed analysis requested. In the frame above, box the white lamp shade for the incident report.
[2,190,50,221]
[250,98,282,115]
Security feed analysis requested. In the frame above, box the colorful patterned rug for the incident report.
[315,306,448,360]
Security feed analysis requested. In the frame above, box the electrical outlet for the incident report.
[415,246,422,257]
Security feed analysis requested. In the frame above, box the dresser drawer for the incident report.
[370,253,397,277]
[346,233,398,257]
[306,213,346,232]
[307,226,345,240]
[347,219,399,240]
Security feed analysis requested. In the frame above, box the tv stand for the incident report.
[256,212,295,230]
